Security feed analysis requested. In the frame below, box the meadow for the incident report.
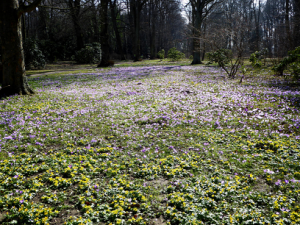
[0,63,300,225]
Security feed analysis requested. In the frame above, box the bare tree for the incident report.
[199,4,249,79]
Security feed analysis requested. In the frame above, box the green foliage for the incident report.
[74,43,101,64]
[167,47,185,61]
[250,53,262,68]
[157,49,165,59]
[272,46,300,80]
[23,39,46,70]
[207,49,232,67]
[250,49,268,68]
[290,63,300,80]
[189,55,193,60]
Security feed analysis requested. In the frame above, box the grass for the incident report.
[0,62,300,225]
[26,70,55,76]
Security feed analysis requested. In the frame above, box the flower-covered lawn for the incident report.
[0,65,300,225]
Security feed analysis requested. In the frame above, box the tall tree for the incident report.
[149,0,157,59]
[294,0,300,47]
[0,0,42,97]
[130,0,148,61]
[68,0,84,50]
[190,0,222,65]
[285,0,291,50]
[110,0,125,60]
[98,0,110,67]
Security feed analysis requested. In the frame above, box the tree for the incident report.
[68,0,84,50]
[203,7,248,79]
[98,0,110,67]
[0,0,42,97]
[189,0,223,65]
[130,0,148,61]
[294,0,300,47]
[110,0,125,60]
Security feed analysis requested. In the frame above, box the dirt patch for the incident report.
[50,208,81,225]
[254,178,272,193]
[149,215,167,225]
[0,211,7,223]
[148,178,169,189]
[32,191,45,203]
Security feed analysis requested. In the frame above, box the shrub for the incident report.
[250,49,268,68]
[250,52,262,68]
[167,47,185,61]
[189,55,193,60]
[23,39,46,70]
[75,43,101,64]
[207,48,243,79]
[157,49,165,59]
[207,49,232,67]
[272,46,300,80]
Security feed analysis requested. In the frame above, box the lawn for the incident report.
[0,64,300,225]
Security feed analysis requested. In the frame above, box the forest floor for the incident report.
[1,61,300,225]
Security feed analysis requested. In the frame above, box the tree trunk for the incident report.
[130,0,146,62]
[294,0,300,47]
[131,1,139,61]
[0,0,36,97]
[110,0,125,60]
[98,0,110,67]
[191,13,202,64]
[191,1,203,65]
[202,22,206,61]
[285,0,291,50]
[150,0,156,59]
[91,0,100,42]
[68,0,84,50]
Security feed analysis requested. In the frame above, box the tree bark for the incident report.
[91,0,100,43]
[190,0,222,65]
[191,1,203,65]
[0,0,41,97]
[68,0,84,50]
[130,0,147,62]
[150,0,156,59]
[98,0,110,67]
[285,0,291,50]
[110,0,125,60]
[294,0,300,47]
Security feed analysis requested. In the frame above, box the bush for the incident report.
[189,55,193,60]
[250,48,268,68]
[272,46,300,80]
[157,49,165,59]
[167,47,185,61]
[23,39,46,70]
[207,48,243,79]
[207,49,232,67]
[74,43,101,64]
